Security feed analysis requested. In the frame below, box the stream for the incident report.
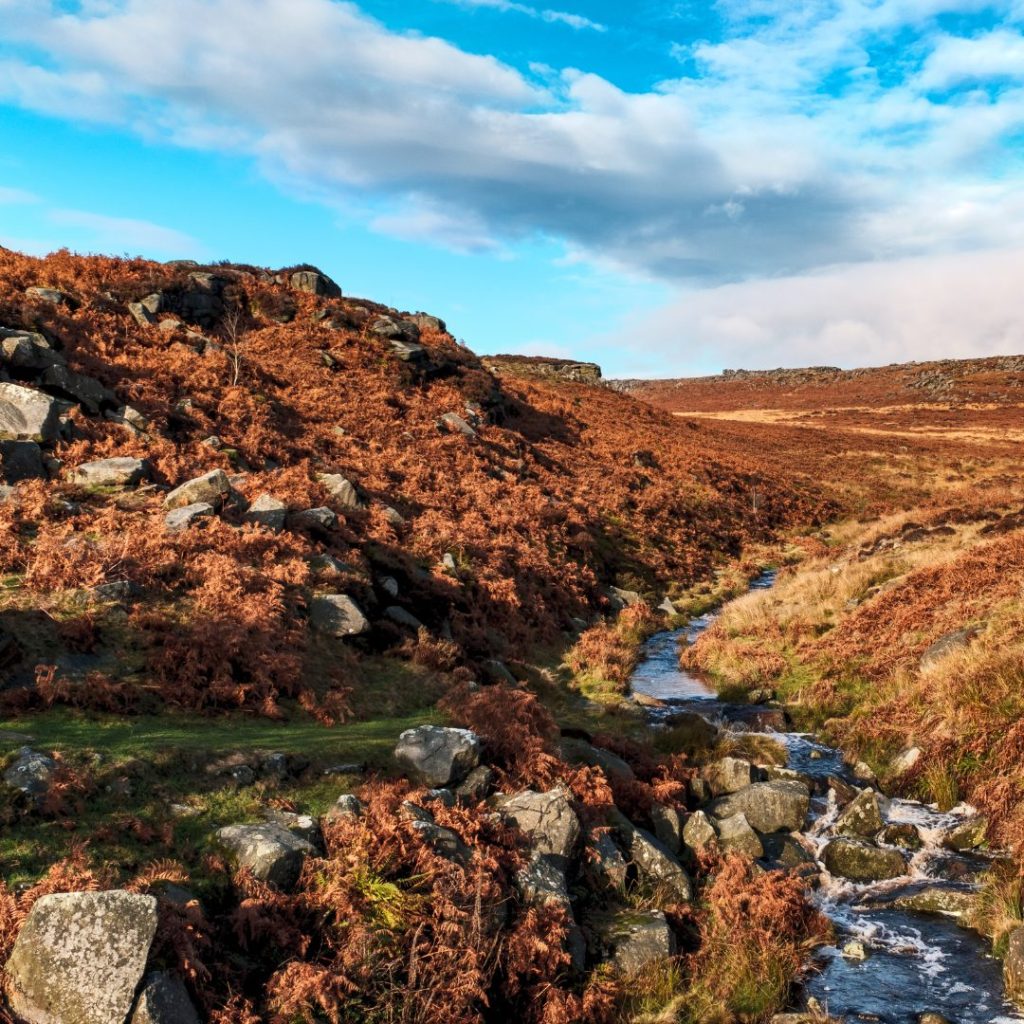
[630,571,1023,1024]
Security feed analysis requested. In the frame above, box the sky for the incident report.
[1,1,1024,377]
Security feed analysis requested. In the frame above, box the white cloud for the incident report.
[917,29,1024,88]
[440,0,606,31]
[47,208,200,256]
[0,185,40,204]
[606,246,1024,376]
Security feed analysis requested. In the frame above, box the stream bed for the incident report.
[630,572,1022,1024]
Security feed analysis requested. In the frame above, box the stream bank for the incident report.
[630,571,1023,1024]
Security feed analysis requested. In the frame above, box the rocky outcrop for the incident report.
[6,890,158,1024]
[394,725,481,788]
[482,355,602,385]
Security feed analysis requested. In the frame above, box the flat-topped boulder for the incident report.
[70,457,151,488]
[594,909,675,975]
[6,890,158,1024]
[0,382,67,442]
[709,780,810,834]
[164,468,234,510]
[495,787,580,862]
[822,837,908,882]
[394,725,480,788]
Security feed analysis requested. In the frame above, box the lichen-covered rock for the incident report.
[941,816,988,851]
[0,382,67,442]
[709,780,810,834]
[584,830,629,891]
[318,472,361,510]
[394,725,480,787]
[704,756,756,796]
[410,819,471,864]
[877,822,922,850]
[243,493,288,532]
[649,803,683,854]
[164,469,235,510]
[0,329,64,370]
[215,822,316,890]
[324,793,363,823]
[129,971,201,1024]
[3,746,57,796]
[595,909,675,975]
[6,890,158,1024]
[611,811,692,902]
[716,811,764,858]
[496,787,580,862]
[164,502,214,533]
[517,851,570,907]
[70,457,151,488]
[1005,926,1024,1003]
[310,594,370,637]
[834,788,884,838]
[682,809,718,853]
[290,269,342,298]
[822,838,908,882]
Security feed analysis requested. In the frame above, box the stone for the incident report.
[454,765,495,803]
[517,851,570,907]
[1004,926,1024,1002]
[409,312,447,333]
[704,756,756,796]
[0,330,64,370]
[842,939,868,960]
[264,809,323,848]
[716,812,764,858]
[25,286,72,306]
[941,816,988,851]
[0,382,67,442]
[40,365,117,414]
[650,803,683,854]
[890,746,922,775]
[288,506,338,531]
[179,274,225,325]
[3,746,57,796]
[215,823,316,890]
[662,709,720,748]
[596,910,675,975]
[858,880,979,917]
[164,468,235,510]
[310,594,370,637]
[394,725,480,788]
[682,810,718,853]
[877,823,922,849]
[411,819,471,864]
[129,971,201,1024]
[325,793,363,822]
[921,628,978,670]
[606,585,642,609]
[70,456,150,488]
[381,504,406,527]
[918,1015,952,1024]
[709,780,810,834]
[6,890,158,1024]
[398,800,434,823]
[559,737,636,783]
[128,294,162,326]
[496,787,580,862]
[380,575,400,598]
[826,774,860,807]
[369,315,419,343]
[584,830,629,890]
[389,338,427,363]
[290,269,342,298]
[852,761,877,784]
[164,502,215,533]
[760,833,814,870]
[385,605,424,630]
[440,412,476,437]
[318,473,361,510]
[611,812,692,902]
[821,838,908,882]
[834,789,885,838]
[0,440,45,483]
[244,493,288,532]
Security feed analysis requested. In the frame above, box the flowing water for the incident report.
[630,572,1023,1024]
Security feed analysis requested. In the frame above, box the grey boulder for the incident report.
[164,502,214,533]
[244,493,288,532]
[0,382,67,442]
[130,971,201,1024]
[71,457,151,488]
[709,780,810,834]
[394,725,480,787]
[0,440,45,483]
[822,837,908,882]
[834,789,885,838]
[310,594,370,637]
[496,787,580,862]
[164,468,235,510]
[596,909,676,976]
[215,822,316,890]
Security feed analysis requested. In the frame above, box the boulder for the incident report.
[263,809,323,848]
[596,910,675,975]
[394,725,480,787]
[25,286,73,306]
[244,493,288,532]
[611,812,692,902]
[662,710,719,748]
[40,365,117,414]
[3,747,57,796]
[0,382,67,442]
[921,628,977,670]
[559,737,635,783]
[388,338,427,363]
[649,803,683,854]
[716,812,764,858]
[454,765,495,803]
[709,780,810,834]
[215,823,316,890]
[761,833,814,870]
[821,838,908,882]
[369,315,419,343]
[496,787,580,862]
[164,469,235,510]
[6,890,158,1024]
[384,606,424,630]
[318,473,361,510]
[70,457,151,488]
[1004,926,1024,1002]
[0,440,45,483]
[410,819,471,865]
[129,971,201,1024]
[164,502,215,533]
[834,789,884,838]
[0,330,64,370]
[481,659,517,685]
[179,274,225,325]
[290,269,342,298]
[941,816,988,851]
[325,793,363,823]
[517,851,571,907]
[857,880,979,917]
[440,412,476,438]
[704,756,756,796]
[890,746,922,776]
[288,506,338,531]
[128,293,163,326]
[606,585,642,609]
[877,823,922,850]
[584,830,629,890]
[682,810,718,853]
[409,312,446,333]
[310,594,369,637]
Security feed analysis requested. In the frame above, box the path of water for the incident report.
[630,571,1022,1024]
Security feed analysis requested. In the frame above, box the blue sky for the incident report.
[2,1,1024,376]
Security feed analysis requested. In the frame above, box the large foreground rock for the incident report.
[709,780,810,834]
[394,725,480,787]
[6,890,158,1024]
[822,838,908,882]
[216,823,316,890]
[496,787,580,862]
[611,811,692,902]
[0,382,67,442]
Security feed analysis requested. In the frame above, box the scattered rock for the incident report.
[394,725,481,788]
[389,338,427,363]
[3,747,57,796]
[412,819,472,864]
[215,823,316,890]
[662,709,719,747]
[941,816,988,851]
[164,469,235,510]
[716,811,764,858]
[517,851,571,907]
[606,585,642,609]
[0,440,45,483]
[325,793,364,823]
[704,756,755,796]
[264,809,323,848]
[821,837,908,882]
[310,594,370,637]
[921,628,978,670]
[318,473,361,510]
[25,286,73,306]
[409,312,446,333]
[440,412,476,438]
[497,787,580,862]
[244,493,288,532]
[596,909,675,975]
[385,605,424,630]
[1,330,64,370]
[6,890,158,1024]
[288,506,338,531]
[165,502,215,533]
[128,293,163,326]
[40,364,117,414]
[0,382,67,442]
[761,832,814,870]
[70,456,150,488]
[842,939,868,960]
[649,803,683,854]
[611,811,692,902]
[857,880,979,917]
[834,789,885,838]
[129,971,201,1024]
[877,823,922,850]
[890,746,922,776]
[584,830,629,890]
[454,765,494,803]
[682,810,718,853]
[709,780,810,834]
